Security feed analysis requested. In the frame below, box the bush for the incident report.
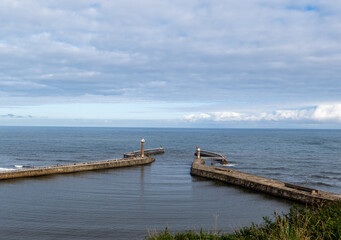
[147,201,341,240]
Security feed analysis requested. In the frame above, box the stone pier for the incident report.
[191,158,341,205]
[0,156,155,181]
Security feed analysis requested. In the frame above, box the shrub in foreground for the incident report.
[147,201,341,240]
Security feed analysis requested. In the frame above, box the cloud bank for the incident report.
[184,104,341,123]
[0,1,340,127]
[0,0,341,108]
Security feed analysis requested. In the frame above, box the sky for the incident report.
[0,0,341,128]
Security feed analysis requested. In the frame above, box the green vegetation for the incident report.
[147,201,341,240]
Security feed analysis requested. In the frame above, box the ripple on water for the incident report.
[0,127,340,240]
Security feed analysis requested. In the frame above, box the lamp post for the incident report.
[141,138,145,157]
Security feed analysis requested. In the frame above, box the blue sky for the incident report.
[0,0,341,128]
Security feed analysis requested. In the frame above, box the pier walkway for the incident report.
[123,147,164,158]
[0,156,155,181]
[194,149,228,164]
[191,157,341,205]
[0,139,159,181]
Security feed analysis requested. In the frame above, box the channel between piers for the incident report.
[191,158,341,205]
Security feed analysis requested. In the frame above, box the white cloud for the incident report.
[312,104,341,122]
[183,104,341,123]
[184,113,211,122]
[248,109,314,121]
[212,112,243,121]
[0,0,341,128]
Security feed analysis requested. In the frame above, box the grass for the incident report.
[147,201,341,240]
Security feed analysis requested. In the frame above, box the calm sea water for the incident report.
[0,127,340,240]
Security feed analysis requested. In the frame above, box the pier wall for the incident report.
[0,157,155,181]
[191,158,341,205]
[123,147,164,158]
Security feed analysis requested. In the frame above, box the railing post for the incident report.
[141,138,145,157]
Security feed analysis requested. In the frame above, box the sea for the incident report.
[0,127,340,240]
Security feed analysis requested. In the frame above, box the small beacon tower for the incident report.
[195,146,205,165]
[141,138,145,157]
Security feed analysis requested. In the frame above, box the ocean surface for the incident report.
[0,127,340,240]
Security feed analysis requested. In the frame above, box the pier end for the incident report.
[190,150,341,205]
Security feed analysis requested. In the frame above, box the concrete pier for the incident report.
[191,158,341,205]
[194,149,228,164]
[0,156,155,181]
[123,147,164,158]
